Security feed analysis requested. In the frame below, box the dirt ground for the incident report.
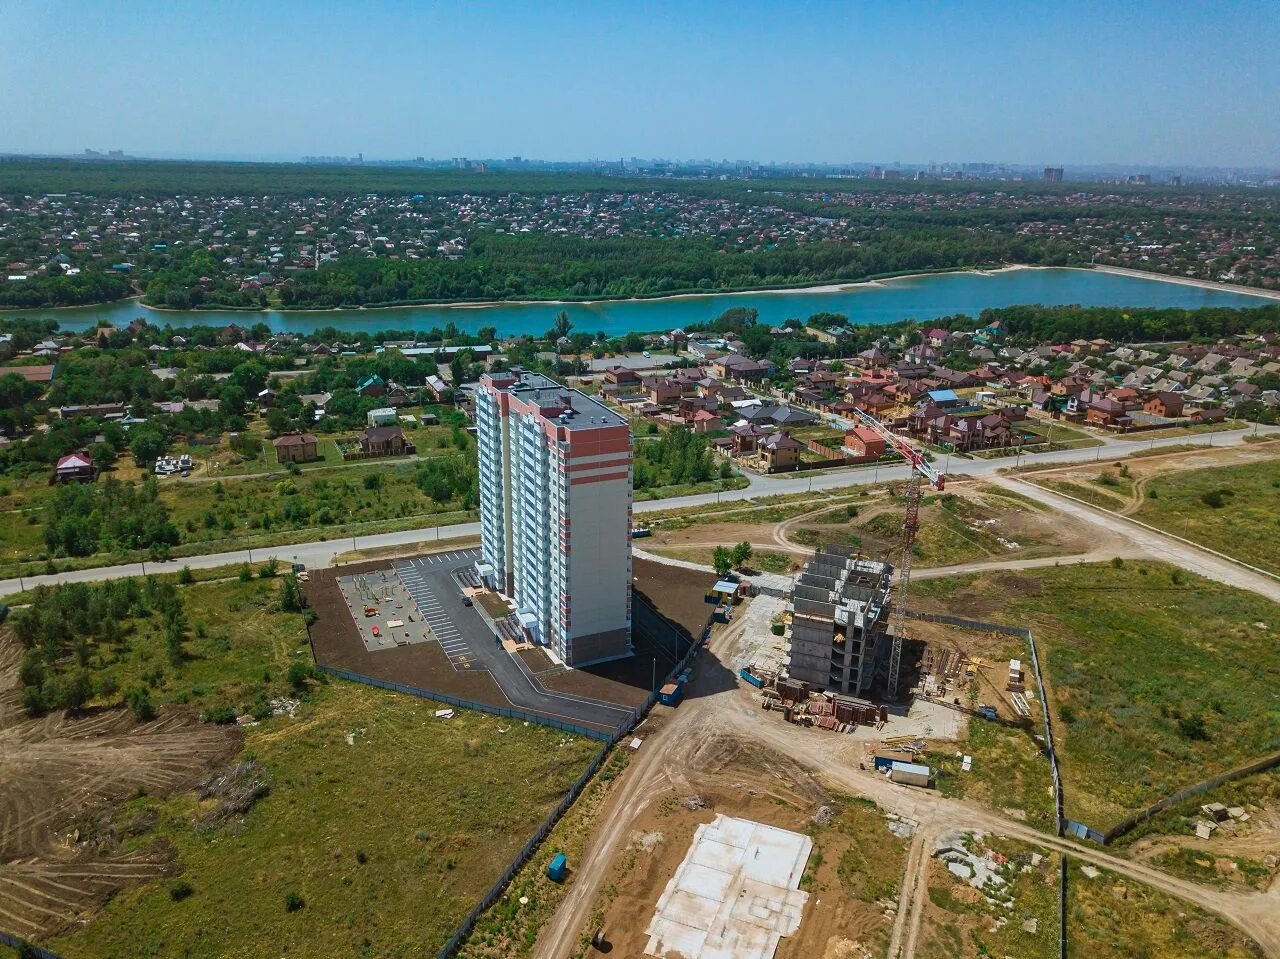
[540,558,717,708]
[642,480,1103,575]
[0,630,241,940]
[587,730,907,959]
[631,556,718,638]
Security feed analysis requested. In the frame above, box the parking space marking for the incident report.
[394,559,475,669]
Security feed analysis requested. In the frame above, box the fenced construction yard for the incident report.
[913,560,1280,835]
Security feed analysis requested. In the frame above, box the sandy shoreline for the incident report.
[37,265,1034,316]
[1089,264,1280,301]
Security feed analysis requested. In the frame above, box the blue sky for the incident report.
[2,0,1277,167]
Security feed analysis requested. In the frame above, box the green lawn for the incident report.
[51,683,599,959]
[914,562,1280,833]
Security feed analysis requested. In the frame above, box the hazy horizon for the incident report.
[3,0,1278,169]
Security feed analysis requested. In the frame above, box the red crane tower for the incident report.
[851,408,946,698]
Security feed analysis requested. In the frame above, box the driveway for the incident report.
[393,551,639,733]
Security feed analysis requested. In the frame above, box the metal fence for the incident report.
[905,611,1065,836]
[0,930,64,959]
[905,610,1069,957]
[1099,748,1280,845]
[429,623,710,959]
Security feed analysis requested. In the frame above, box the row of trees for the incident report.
[0,271,133,308]
[262,227,1032,309]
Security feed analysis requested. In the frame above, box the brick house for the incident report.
[757,431,803,472]
[272,432,319,464]
[843,426,887,462]
[359,425,415,457]
[1143,392,1185,418]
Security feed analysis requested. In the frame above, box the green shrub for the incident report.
[201,703,237,725]
[169,880,194,901]
[126,686,155,721]
[284,891,305,912]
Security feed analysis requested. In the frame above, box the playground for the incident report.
[336,566,434,653]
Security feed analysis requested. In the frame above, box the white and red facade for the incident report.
[476,371,633,667]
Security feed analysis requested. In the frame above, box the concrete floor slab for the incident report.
[644,814,811,959]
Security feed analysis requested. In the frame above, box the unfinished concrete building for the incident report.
[784,546,893,696]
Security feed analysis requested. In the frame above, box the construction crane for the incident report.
[850,408,946,698]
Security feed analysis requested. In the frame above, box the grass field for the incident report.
[24,574,314,720]
[1127,459,1280,574]
[1066,861,1260,959]
[50,683,599,959]
[926,717,1058,832]
[913,562,1280,833]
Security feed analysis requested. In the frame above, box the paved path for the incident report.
[3,424,1276,597]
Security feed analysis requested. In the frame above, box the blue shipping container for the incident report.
[659,682,684,707]
[739,668,764,688]
[546,853,568,882]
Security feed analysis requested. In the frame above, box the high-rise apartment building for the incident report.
[1043,167,1064,183]
[475,371,633,667]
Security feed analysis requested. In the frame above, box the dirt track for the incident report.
[531,597,1280,959]
[0,630,241,940]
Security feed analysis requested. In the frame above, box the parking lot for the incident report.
[395,549,483,668]
[391,550,640,731]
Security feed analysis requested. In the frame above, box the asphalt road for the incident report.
[3,423,1275,597]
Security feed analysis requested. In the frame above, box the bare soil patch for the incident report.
[0,629,241,939]
[588,731,907,959]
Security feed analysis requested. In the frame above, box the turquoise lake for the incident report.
[26,268,1274,337]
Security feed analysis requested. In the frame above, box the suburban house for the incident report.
[1189,407,1227,424]
[843,426,887,462]
[53,450,95,483]
[272,432,319,464]
[1085,397,1134,429]
[757,431,803,472]
[424,374,449,401]
[356,373,387,398]
[603,365,642,387]
[360,425,415,457]
[712,353,774,382]
[1143,392,1185,418]
[367,407,399,427]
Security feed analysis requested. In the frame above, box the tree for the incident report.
[712,546,733,578]
[549,310,573,342]
[730,541,753,569]
[280,572,306,613]
[129,427,168,466]
[90,441,118,470]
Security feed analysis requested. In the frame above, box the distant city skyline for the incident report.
[2,0,1278,168]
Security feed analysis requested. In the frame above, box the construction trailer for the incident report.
[783,545,893,697]
[889,761,932,788]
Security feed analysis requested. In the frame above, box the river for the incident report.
[25,267,1274,338]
